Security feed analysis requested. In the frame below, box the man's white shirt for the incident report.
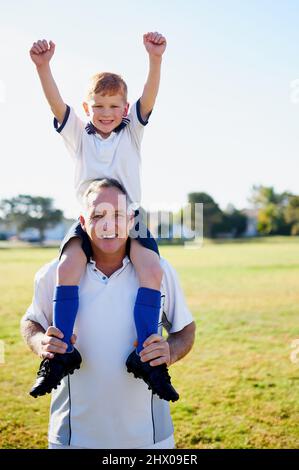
[55,101,147,205]
[24,257,193,449]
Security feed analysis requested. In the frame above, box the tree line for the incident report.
[0,195,63,242]
[249,185,299,236]
[0,185,298,242]
[186,185,299,238]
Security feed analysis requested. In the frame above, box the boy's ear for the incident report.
[79,215,87,232]
[82,101,90,116]
[123,102,129,117]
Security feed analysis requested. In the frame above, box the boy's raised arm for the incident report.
[140,32,167,122]
[30,39,66,124]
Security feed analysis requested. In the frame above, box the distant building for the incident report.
[146,211,194,243]
[241,208,259,237]
[0,218,75,243]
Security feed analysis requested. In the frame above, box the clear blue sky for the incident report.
[0,0,299,217]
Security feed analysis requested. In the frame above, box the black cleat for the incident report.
[29,348,82,398]
[126,350,179,402]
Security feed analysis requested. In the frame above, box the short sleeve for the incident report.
[160,259,194,334]
[23,261,58,331]
[126,99,152,148]
[53,105,85,158]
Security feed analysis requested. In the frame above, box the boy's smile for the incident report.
[83,93,129,139]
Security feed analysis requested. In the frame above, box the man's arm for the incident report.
[167,322,196,365]
[29,39,66,123]
[139,32,167,121]
[20,317,72,360]
[139,321,196,367]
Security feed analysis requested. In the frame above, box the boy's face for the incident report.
[83,93,129,138]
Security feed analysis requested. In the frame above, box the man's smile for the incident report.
[100,234,117,239]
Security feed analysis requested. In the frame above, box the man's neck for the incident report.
[91,247,127,277]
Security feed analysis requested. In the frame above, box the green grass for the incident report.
[1,238,299,448]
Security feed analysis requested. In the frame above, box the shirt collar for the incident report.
[88,256,131,279]
[85,117,130,135]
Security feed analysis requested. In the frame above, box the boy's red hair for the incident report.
[87,72,127,101]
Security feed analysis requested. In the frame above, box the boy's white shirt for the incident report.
[55,101,147,206]
[24,257,193,449]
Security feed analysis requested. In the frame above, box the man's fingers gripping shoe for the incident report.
[126,350,179,402]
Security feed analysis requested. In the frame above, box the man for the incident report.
[21,178,195,449]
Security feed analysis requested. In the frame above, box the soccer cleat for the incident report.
[126,350,179,402]
[29,348,82,398]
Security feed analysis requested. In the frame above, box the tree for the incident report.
[213,206,247,238]
[284,196,299,235]
[187,192,223,238]
[249,185,292,235]
[249,185,290,208]
[257,203,284,235]
[0,195,63,242]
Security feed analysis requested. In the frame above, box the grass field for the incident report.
[1,238,299,448]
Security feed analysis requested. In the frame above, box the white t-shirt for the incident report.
[24,257,193,449]
[54,100,148,206]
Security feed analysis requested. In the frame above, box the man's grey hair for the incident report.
[83,178,128,208]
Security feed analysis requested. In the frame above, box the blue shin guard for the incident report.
[53,286,79,352]
[134,287,161,354]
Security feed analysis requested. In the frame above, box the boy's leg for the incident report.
[54,238,87,352]
[29,237,86,398]
[127,239,179,402]
[30,218,93,399]
[130,239,163,354]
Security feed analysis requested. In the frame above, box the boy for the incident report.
[28,33,179,402]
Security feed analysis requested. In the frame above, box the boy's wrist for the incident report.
[36,63,51,73]
[148,54,163,64]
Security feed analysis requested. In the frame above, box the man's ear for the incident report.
[123,102,129,117]
[82,101,90,117]
[79,215,86,232]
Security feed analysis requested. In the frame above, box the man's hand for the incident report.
[30,39,55,67]
[139,334,171,367]
[143,32,167,58]
[39,326,76,360]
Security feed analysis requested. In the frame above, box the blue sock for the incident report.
[53,286,79,353]
[134,287,161,354]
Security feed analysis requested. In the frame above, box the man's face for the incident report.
[80,187,134,255]
[83,93,129,138]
